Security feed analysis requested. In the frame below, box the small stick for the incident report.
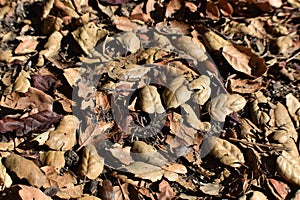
[229,138,291,151]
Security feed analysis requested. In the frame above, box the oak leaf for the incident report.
[4,154,47,188]
[78,145,104,180]
[204,136,245,167]
[46,115,79,151]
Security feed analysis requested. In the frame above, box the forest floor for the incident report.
[0,0,299,199]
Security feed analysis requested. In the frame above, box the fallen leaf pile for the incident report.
[0,0,299,199]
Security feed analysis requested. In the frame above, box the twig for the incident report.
[229,138,291,151]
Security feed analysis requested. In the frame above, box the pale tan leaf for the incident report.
[276,151,300,186]
[181,103,211,131]
[14,39,38,55]
[209,93,247,122]
[0,140,14,151]
[162,76,192,109]
[131,141,168,167]
[286,93,300,128]
[162,163,187,174]
[188,75,211,105]
[46,115,79,151]
[172,35,208,62]
[116,32,141,54]
[56,184,84,199]
[199,182,223,196]
[72,22,108,56]
[63,67,86,87]
[0,157,12,190]
[274,102,297,141]
[42,0,55,18]
[18,185,52,200]
[41,166,76,188]
[53,0,79,18]
[78,145,104,180]
[110,146,134,165]
[40,151,65,172]
[205,136,245,167]
[111,16,141,32]
[203,29,231,51]
[13,70,31,93]
[140,85,165,114]
[222,45,267,77]
[120,162,164,182]
[268,0,282,8]
[42,15,63,34]
[32,127,54,145]
[78,195,102,200]
[3,154,47,188]
[247,191,268,200]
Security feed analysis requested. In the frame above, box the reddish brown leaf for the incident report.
[99,179,115,200]
[157,180,176,200]
[0,110,62,135]
[31,74,62,94]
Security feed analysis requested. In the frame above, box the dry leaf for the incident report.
[222,45,267,78]
[4,154,47,188]
[268,178,289,199]
[188,75,211,105]
[120,161,164,182]
[0,157,12,190]
[157,180,176,200]
[54,0,79,18]
[0,140,14,151]
[181,103,211,131]
[56,184,84,199]
[78,145,104,180]
[110,146,134,165]
[209,93,247,122]
[228,78,266,94]
[14,39,38,55]
[162,163,187,174]
[206,1,220,21]
[139,85,165,114]
[41,166,76,188]
[42,15,63,34]
[131,141,168,167]
[165,0,182,18]
[204,136,245,167]
[78,195,101,200]
[172,35,208,62]
[1,87,53,113]
[116,32,141,54]
[78,121,114,148]
[46,115,79,151]
[202,29,231,51]
[72,22,108,56]
[13,70,31,93]
[277,150,300,186]
[162,76,192,109]
[199,182,223,196]
[18,185,52,200]
[40,151,65,172]
[42,0,54,18]
[249,91,272,127]
[111,16,140,32]
[99,179,115,200]
[107,62,150,81]
[286,93,300,128]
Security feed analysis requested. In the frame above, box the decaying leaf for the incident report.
[188,75,211,105]
[3,154,47,188]
[222,45,267,77]
[131,141,168,167]
[40,151,65,172]
[276,150,300,186]
[46,115,79,151]
[209,93,247,122]
[72,22,108,56]
[139,85,165,114]
[0,157,12,190]
[181,103,211,131]
[286,93,300,127]
[162,76,192,109]
[78,145,104,180]
[12,70,31,93]
[204,136,245,167]
[228,78,266,94]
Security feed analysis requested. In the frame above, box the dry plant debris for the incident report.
[0,0,299,199]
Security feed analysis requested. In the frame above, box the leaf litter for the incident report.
[0,0,299,199]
